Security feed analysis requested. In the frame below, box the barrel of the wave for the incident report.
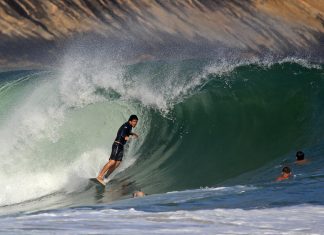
[117,61,324,194]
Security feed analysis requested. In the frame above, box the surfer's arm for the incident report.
[129,132,139,138]
[119,127,130,141]
[124,133,138,141]
[120,127,138,141]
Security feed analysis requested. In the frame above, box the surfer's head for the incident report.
[128,115,138,127]
[296,151,304,161]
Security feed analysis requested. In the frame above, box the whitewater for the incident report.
[0,55,323,234]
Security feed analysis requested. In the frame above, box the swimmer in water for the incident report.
[276,166,292,182]
[132,190,146,198]
[276,166,292,181]
[295,151,309,165]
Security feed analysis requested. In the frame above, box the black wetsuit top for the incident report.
[114,122,133,146]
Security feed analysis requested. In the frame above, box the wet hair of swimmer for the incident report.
[296,151,305,161]
[128,115,138,121]
[282,166,291,174]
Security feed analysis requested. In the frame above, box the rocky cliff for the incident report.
[0,0,323,68]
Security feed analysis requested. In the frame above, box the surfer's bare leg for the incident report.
[104,161,121,179]
[97,160,116,181]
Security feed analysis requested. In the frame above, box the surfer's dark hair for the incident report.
[282,166,291,174]
[128,115,138,121]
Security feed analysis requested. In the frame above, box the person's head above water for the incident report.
[128,115,138,127]
[276,166,292,182]
[296,151,305,161]
[282,166,291,174]
[132,190,145,198]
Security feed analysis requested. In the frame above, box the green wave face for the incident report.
[119,61,324,193]
[0,59,323,205]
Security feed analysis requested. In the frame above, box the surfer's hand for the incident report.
[133,133,139,138]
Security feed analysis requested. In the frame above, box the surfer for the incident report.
[95,115,139,185]
[276,166,292,182]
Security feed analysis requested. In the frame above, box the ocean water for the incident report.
[0,57,323,234]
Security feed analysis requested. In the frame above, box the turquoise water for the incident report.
[0,58,323,234]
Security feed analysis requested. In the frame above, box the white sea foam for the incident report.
[0,204,323,234]
[0,63,146,206]
[206,56,322,77]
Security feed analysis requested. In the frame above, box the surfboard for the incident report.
[89,178,106,187]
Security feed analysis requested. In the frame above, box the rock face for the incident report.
[0,0,323,68]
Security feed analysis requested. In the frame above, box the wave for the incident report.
[0,57,323,207]
[118,59,324,193]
